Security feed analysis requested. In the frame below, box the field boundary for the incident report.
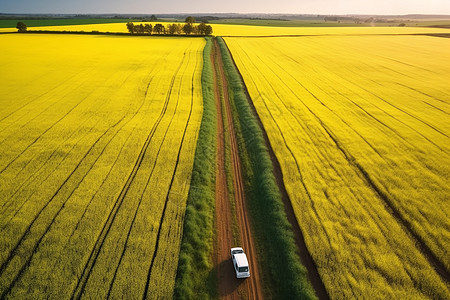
[220,33,450,38]
[217,36,322,299]
[9,30,450,39]
[15,30,211,37]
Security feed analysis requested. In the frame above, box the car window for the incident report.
[238,266,248,272]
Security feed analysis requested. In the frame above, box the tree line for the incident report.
[126,16,213,36]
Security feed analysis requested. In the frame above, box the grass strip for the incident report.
[216,36,317,300]
[173,37,217,299]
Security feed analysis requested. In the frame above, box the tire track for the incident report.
[241,60,331,247]
[0,68,97,142]
[302,51,447,140]
[231,42,344,186]
[0,68,94,125]
[0,55,170,298]
[33,50,177,283]
[142,44,198,300]
[278,44,448,147]
[212,39,237,299]
[394,82,449,107]
[217,40,261,299]
[0,62,143,176]
[0,123,98,229]
[71,53,187,300]
[213,39,263,300]
[0,90,113,214]
[0,116,126,298]
[0,48,173,223]
[0,88,95,175]
[103,45,193,298]
[0,59,156,226]
[267,49,446,159]
[6,63,142,180]
[232,42,347,171]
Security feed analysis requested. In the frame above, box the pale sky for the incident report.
[0,0,449,15]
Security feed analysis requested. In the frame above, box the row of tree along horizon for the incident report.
[14,17,212,36]
[126,16,213,35]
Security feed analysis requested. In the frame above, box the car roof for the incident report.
[234,253,249,267]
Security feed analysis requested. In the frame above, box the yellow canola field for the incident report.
[0,34,204,299]
[225,35,449,299]
[10,21,450,36]
[0,28,15,32]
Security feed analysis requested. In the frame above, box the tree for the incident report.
[126,22,135,34]
[196,22,213,35]
[138,24,145,33]
[150,14,157,21]
[175,24,183,35]
[204,25,213,36]
[167,23,178,35]
[154,23,164,34]
[144,24,152,34]
[182,23,193,35]
[185,16,195,24]
[193,24,200,35]
[16,22,27,32]
[197,23,205,35]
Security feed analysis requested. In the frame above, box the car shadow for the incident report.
[210,257,246,297]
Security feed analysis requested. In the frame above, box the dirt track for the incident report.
[221,40,330,299]
[212,39,263,300]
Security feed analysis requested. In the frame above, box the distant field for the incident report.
[1,17,449,29]
[209,18,412,27]
[0,34,204,298]
[225,35,449,299]
[3,21,450,36]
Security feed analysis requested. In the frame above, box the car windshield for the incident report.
[238,266,248,272]
[233,249,243,254]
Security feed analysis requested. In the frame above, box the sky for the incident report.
[0,0,449,15]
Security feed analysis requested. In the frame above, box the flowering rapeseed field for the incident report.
[0,34,204,298]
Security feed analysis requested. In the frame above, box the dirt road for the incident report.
[212,39,263,300]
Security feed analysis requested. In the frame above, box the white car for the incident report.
[231,247,250,278]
